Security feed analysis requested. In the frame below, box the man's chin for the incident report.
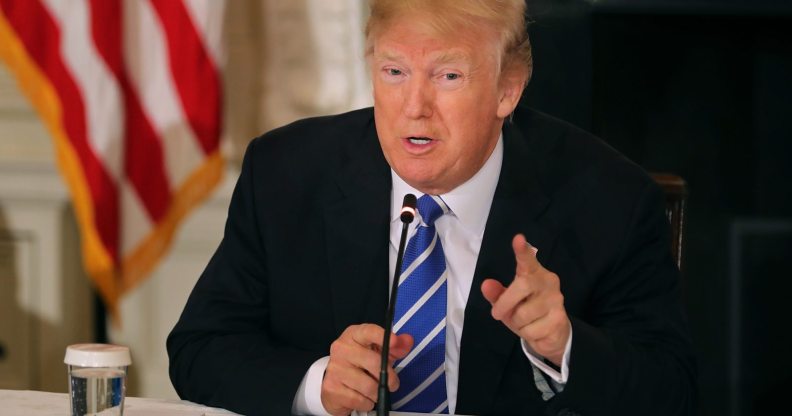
[401,174,453,196]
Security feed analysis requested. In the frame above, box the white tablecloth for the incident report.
[0,389,239,416]
[0,389,445,416]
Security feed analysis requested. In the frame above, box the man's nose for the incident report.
[402,78,434,119]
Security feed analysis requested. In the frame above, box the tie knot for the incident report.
[417,194,447,226]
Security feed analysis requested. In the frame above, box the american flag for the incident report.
[0,0,225,320]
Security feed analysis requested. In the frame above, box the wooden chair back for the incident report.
[650,173,688,269]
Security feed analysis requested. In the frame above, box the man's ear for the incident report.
[496,65,530,119]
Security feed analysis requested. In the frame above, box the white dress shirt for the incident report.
[293,135,571,415]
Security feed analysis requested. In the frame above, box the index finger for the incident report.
[512,234,541,277]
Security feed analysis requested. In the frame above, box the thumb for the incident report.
[389,333,414,360]
[481,278,506,305]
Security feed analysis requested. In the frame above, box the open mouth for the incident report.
[407,136,433,145]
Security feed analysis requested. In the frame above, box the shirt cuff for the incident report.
[521,324,573,385]
[292,356,332,416]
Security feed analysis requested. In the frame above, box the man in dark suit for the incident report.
[167,1,696,415]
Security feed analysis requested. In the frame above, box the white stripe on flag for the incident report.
[123,0,205,188]
[120,180,154,256]
[40,0,124,182]
[181,0,226,66]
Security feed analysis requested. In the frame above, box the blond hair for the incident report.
[365,0,532,83]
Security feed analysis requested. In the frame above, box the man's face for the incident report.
[370,15,519,195]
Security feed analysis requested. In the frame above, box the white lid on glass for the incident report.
[64,344,131,367]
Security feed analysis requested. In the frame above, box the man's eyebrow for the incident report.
[373,49,470,65]
[433,50,470,65]
[374,50,405,62]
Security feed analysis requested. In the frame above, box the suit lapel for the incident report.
[324,117,392,334]
[457,120,561,413]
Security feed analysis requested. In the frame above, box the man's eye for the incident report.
[444,73,460,80]
[387,68,403,76]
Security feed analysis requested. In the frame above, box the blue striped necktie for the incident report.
[391,194,449,414]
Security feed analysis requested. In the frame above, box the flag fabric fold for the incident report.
[0,0,225,321]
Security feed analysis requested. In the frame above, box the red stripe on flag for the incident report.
[149,0,222,155]
[89,0,172,223]
[1,0,120,261]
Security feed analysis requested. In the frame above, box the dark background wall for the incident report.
[522,1,792,415]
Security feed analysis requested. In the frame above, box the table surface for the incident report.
[0,389,447,416]
[0,389,239,416]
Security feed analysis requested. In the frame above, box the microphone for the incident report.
[377,193,417,416]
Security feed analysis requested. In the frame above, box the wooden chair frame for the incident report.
[650,173,688,270]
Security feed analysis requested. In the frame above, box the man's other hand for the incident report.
[321,323,413,415]
[481,234,571,366]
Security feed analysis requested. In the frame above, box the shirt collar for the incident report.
[390,134,503,235]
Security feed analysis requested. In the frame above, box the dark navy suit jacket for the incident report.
[167,106,696,416]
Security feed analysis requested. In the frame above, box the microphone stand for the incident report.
[377,194,416,416]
